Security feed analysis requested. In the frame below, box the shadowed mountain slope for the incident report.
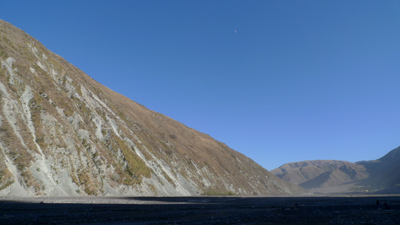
[271,146,400,193]
[271,160,368,189]
[357,146,400,189]
[0,19,303,196]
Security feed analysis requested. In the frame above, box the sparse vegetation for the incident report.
[113,134,152,185]
[148,183,157,195]
[0,168,14,191]
[1,35,17,52]
[0,48,8,59]
[161,169,175,187]
[21,170,41,194]
[0,120,33,172]
[77,170,98,195]
[201,188,236,196]
[0,180,14,191]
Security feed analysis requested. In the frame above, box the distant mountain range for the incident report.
[0,19,303,196]
[271,146,400,193]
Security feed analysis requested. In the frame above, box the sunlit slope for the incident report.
[0,19,303,196]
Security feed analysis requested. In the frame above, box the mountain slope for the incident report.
[271,160,368,189]
[272,146,400,193]
[358,146,400,189]
[0,19,303,196]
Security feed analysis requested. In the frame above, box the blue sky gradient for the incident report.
[1,1,399,170]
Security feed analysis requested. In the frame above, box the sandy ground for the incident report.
[0,195,399,224]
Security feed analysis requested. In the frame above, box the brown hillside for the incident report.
[0,19,303,196]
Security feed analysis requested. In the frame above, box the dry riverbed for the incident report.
[0,195,399,224]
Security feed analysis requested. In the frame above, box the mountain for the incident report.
[357,146,400,189]
[271,146,400,193]
[0,19,303,196]
[271,160,369,191]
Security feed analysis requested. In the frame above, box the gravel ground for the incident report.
[0,195,399,224]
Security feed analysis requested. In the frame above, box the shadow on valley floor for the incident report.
[0,196,399,224]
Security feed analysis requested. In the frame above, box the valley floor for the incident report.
[0,195,399,224]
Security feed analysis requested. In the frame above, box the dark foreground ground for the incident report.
[0,195,399,224]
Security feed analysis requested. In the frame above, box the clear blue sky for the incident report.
[1,1,399,170]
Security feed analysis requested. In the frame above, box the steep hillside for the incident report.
[0,19,303,196]
[272,146,400,193]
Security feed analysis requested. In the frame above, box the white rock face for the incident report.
[0,82,27,148]
[1,58,17,86]
[0,53,203,196]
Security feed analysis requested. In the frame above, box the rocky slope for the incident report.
[271,146,400,193]
[0,19,303,197]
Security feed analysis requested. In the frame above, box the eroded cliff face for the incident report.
[0,19,302,196]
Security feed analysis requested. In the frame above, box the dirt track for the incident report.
[0,195,399,224]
